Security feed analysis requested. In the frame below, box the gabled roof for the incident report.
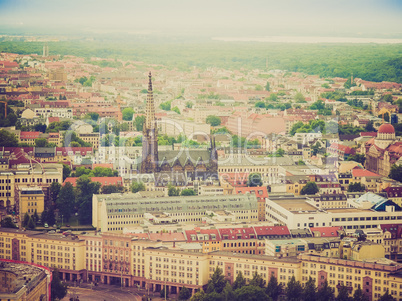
[185,229,221,242]
[218,227,256,240]
[351,169,381,178]
[20,131,41,139]
[234,186,269,200]
[310,226,342,237]
[253,226,290,236]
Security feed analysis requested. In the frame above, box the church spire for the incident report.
[145,72,156,131]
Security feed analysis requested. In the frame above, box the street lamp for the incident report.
[61,215,63,227]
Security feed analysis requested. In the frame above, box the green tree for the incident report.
[249,271,266,288]
[222,282,235,301]
[206,266,227,294]
[204,291,223,301]
[22,212,30,227]
[268,93,278,102]
[336,283,350,301]
[181,188,196,196]
[85,112,99,121]
[300,182,319,195]
[0,216,17,228]
[235,285,271,301]
[27,216,35,229]
[32,209,39,225]
[122,107,135,121]
[168,185,181,196]
[232,271,246,291]
[347,154,366,165]
[51,268,68,301]
[255,101,266,108]
[56,182,75,222]
[317,280,335,301]
[285,276,303,301]
[302,277,317,301]
[186,101,194,108]
[378,290,396,301]
[265,81,270,91]
[160,100,172,111]
[130,182,146,193]
[382,94,394,103]
[101,184,125,194]
[348,182,366,192]
[134,115,146,131]
[206,115,221,127]
[266,276,282,301]
[190,289,206,301]
[172,106,181,114]
[247,173,262,187]
[179,286,192,300]
[389,164,402,182]
[0,129,19,146]
[295,92,306,103]
[76,176,101,225]
[35,138,48,147]
[364,120,375,132]
[50,182,62,205]
[352,286,369,301]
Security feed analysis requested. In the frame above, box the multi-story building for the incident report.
[0,163,62,212]
[19,187,44,217]
[78,133,100,149]
[93,193,259,233]
[0,229,86,282]
[0,260,50,301]
[266,196,402,231]
[2,228,402,300]
[34,107,73,120]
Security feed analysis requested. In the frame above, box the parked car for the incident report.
[44,223,48,228]
[66,224,70,227]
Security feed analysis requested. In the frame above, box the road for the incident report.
[60,282,173,301]
[61,284,143,301]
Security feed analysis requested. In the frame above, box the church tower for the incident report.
[140,72,159,173]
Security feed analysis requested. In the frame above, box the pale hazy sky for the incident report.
[0,0,402,37]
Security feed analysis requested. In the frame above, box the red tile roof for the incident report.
[360,132,377,137]
[384,187,402,198]
[253,226,290,236]
[185,229,220,242]
[351,169,381,178]
[92,163,114,169]
[48,117,60,124]
[329,143,354,155]
[20,131,41,139]
[310,226,342,237]
[218,227,256,240]
[380,224,402,239]
[64,177,122,187]
[56,147,93,156]
[234,186,269,201]
[148,232,186,242]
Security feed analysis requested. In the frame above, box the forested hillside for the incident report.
[1,39,402,83]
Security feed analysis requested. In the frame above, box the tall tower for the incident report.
[43,43,49,57]
[140,72,159,173]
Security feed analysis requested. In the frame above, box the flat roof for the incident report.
[270,199,319,213]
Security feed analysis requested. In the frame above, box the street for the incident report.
[61,282,173,301]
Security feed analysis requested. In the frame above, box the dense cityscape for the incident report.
[1,1,402,301]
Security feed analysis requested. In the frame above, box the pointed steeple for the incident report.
[145,72,156,131]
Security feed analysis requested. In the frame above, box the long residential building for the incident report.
[2,228,402,300]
